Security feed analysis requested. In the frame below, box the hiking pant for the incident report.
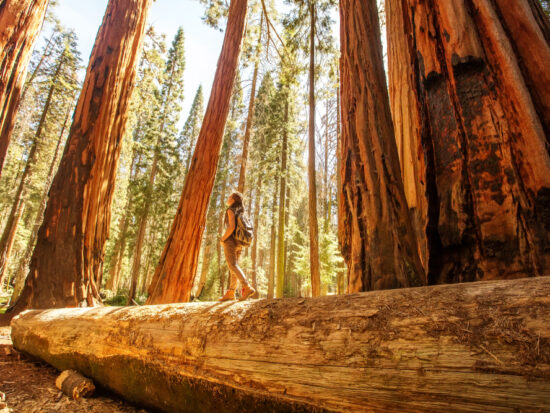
[223,237,249,290]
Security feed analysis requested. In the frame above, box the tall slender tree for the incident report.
[147,0,249,304]
[7,0,152,316]
[338,0,425,292]
[0,0,50,175]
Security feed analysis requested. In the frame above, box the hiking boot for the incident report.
[239,285,256,301]
[219,289,236,302]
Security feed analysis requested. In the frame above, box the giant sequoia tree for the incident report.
[147,0,248,304]
[386,0,550,284]
[338,0,425,292]
[8,0,152,315]
[0,0,50,175]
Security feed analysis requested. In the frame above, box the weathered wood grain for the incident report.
[11,277,550,412]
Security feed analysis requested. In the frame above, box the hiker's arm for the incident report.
[221,210,236,242]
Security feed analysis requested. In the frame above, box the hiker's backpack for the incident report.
[234,212,253,247]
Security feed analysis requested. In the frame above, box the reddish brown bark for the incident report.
[8,0,152,315]
[338,0,425,292]
[10,100,73,302]
[308,2,322,298]
[0,0,50,176]
[147,0,248,304]
[386,0,550,283]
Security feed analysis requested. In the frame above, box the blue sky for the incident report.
[52,0,225,120]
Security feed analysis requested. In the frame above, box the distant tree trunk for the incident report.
[237,12,263,194]
[127,153,158,305]
[0,0,50,176]
[217,173,228,295]
[105,214,129,292]
[267,180,278,299]
[323,98,330,231]
[8,0,152,316]
[276,102,288,299]
[147,0,248,304]
[10,101,72,302]
[0,51,65,289]
[386,0,550,284]
[338,0,425,292]
[308,1,322,298]
[250,176,262,297]
[336,84,344,294]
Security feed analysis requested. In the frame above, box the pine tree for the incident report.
[180,86,204,174]
[128,27,186,304]
[147,0,249,304]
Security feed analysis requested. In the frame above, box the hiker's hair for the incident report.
[230,191,244,207]
[229,191,244,216]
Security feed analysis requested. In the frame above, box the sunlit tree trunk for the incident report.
[10,101,72,302]
[250,176,262,297]
[386,0,550,283]
[276,101,288,299]
[308,1,322,297]
[0,0,50,175]
[338,0,425,292]
[8,0,152,315]
[147,0,248,304]
[267,180,278,299]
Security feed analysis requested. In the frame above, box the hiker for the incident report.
[219,191,255,301]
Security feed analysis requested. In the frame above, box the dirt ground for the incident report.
[0,326,151,413]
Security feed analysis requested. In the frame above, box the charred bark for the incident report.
[386,0,550,283]
[338,0,425,292]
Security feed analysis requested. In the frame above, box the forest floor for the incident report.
[0,326,150,413]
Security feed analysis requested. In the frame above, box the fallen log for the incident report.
[55,370,95,399]
[10,277,550,413]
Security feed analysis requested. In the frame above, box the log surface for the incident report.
[11,277,550,413]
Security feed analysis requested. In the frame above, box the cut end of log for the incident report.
[55,370,95,399]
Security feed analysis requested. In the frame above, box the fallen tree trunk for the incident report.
[11,277,550,413]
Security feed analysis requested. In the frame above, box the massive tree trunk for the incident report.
[308,1,322,298]
[12,276,550,413]
[7,0,152,316]
[338,0,425,292]
[386,0,550,284]
[237,12,263,194]
[147,0,248,304]
[0,0,50,176]
[10,101,73,302]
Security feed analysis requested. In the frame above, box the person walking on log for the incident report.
[219,191,255,301]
